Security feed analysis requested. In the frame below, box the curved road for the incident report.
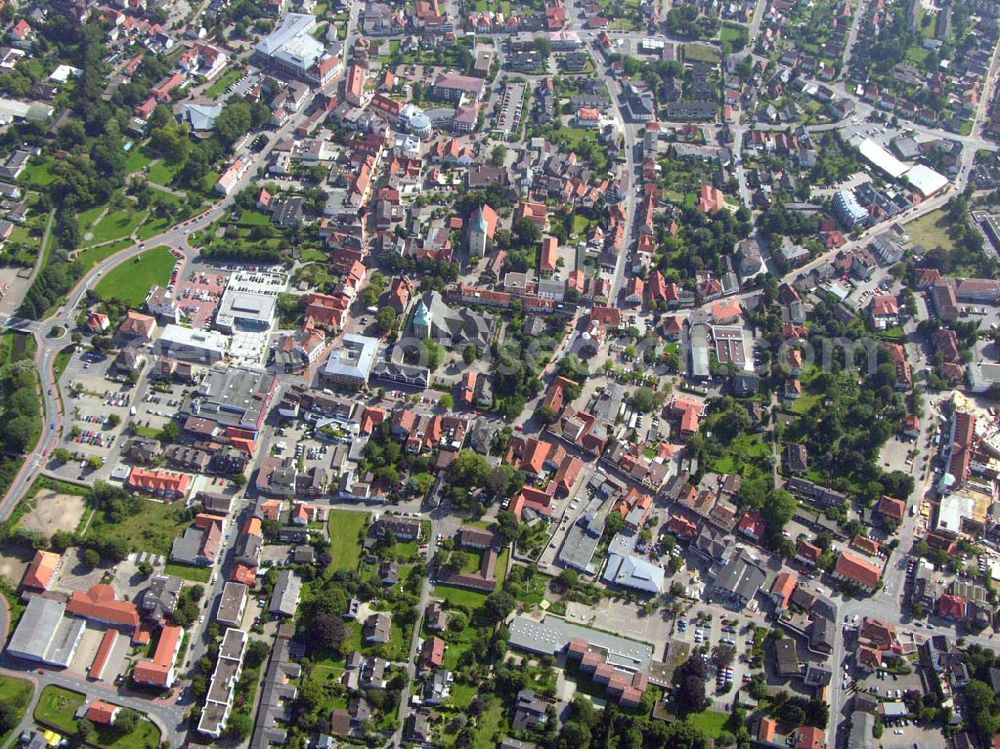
[0,96,316,521]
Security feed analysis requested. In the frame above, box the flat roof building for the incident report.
[252,13,340,85]
[198,628,248,738]
[214,270,285,333]
[157,324,229,365]
[269,570,302,617]
[180,366,278,436]
[7,596,85,668]
[217,582,249,627]
[321,334,378,389]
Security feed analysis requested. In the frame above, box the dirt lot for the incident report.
[52,547,112,593]
[19,489,87,538]
[0,544,32,586]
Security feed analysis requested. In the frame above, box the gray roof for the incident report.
[603,552,665,594]
[711,549,766,604]
[182,101,223,131]
[508,614,653,672]
[557,510,604,573]
[8,596,85,667]
[847,710,875,749]
[269,570,301,617]
[323,334,379,383]
[217,582,249,626]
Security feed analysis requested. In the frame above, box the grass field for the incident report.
[35,685,161,749]
[84,206,147,247]
[163,562,211,582]
[76,239,138,270]
[328,509,369,573]
[0,677,33,748]
[94,246,174,306]
[906,208,956,252]
[682,43,722,63]
[686,710,729,737]
[205,68,244,98]
[125,146,154,175]
[148,159,183,187]
[35,685,83,733]
[21,158,59,188]
[709,433,770,474]
[433,584,490,609]
[84,498,191,557]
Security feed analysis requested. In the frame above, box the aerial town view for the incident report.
[0,0,998,747]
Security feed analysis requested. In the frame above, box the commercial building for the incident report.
[709,549,767,608]
[156,324,228,364]
[252,13,341,85]
[180,367,278,437]
[20,549,61,593]
[214,270,285,333]
[6,596,85,667]
[508,615,652,708]
[198,628,248,738]
[321,334,379,389]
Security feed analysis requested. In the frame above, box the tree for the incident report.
[534,35,552,56]
[438,393,454,409]
[225,713,253,740]
[157,421,180,443]
[375,306,397,334]
[0,703,18,734]
[535,404,558,424]
[1,416,34,453]
[77,718,96,742]
[116,709,139,732]
[245,640,271,669]
[82,548,101,567]
[311,612,348,651]
[557,569,578,589]
[490,145,508,167]
[215,100,253,145]
[462,344,479,364]
[52,447,72,464]
[482,590,516,624]
[631,386,656,413]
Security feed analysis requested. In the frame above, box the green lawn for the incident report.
[148,160,183,187]
[125,146,154,175]
[84,206,147,247]
[84,498,191,557]
[163,563,211,583]
[709,433,770,474]
[21,158,59,188]
[905,208,956,252]
[328,509,369,573]
[433,584,490,609]
[54,345,75,383]
[76,239,139,270]
[35,685,83,734]
[205,68,244,98]
[35,686,161,749]
[686,710,729,738]
[683,43,722,63]
[237,210,272,226]
[0,677,33,748]
[94,246,175,306]
[470,697,505,748]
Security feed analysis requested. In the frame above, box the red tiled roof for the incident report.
[21,550,60,592]
[67,584,140,630]
[835,550,882,589]
[133,625,182,687]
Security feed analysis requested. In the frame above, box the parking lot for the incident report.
[55,349,135,481]
[174,268,227,329]
[670,605,762,705]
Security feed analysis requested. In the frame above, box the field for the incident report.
[35,685,161,749]
[18,487,87,539]
[84,498,191,557]
[35,685,84,733]
[20,158,59,188]
[687,710,728,737]
[906,208,956,252]
[163,562,211,582]
[94,246,175,306]
[83,205,147,247]
[709,433,769,474]
[682,43,722,63]
[205,68,244,98]
[327,509,369,572]
[75,239,136,270]
[0,677,33,748]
